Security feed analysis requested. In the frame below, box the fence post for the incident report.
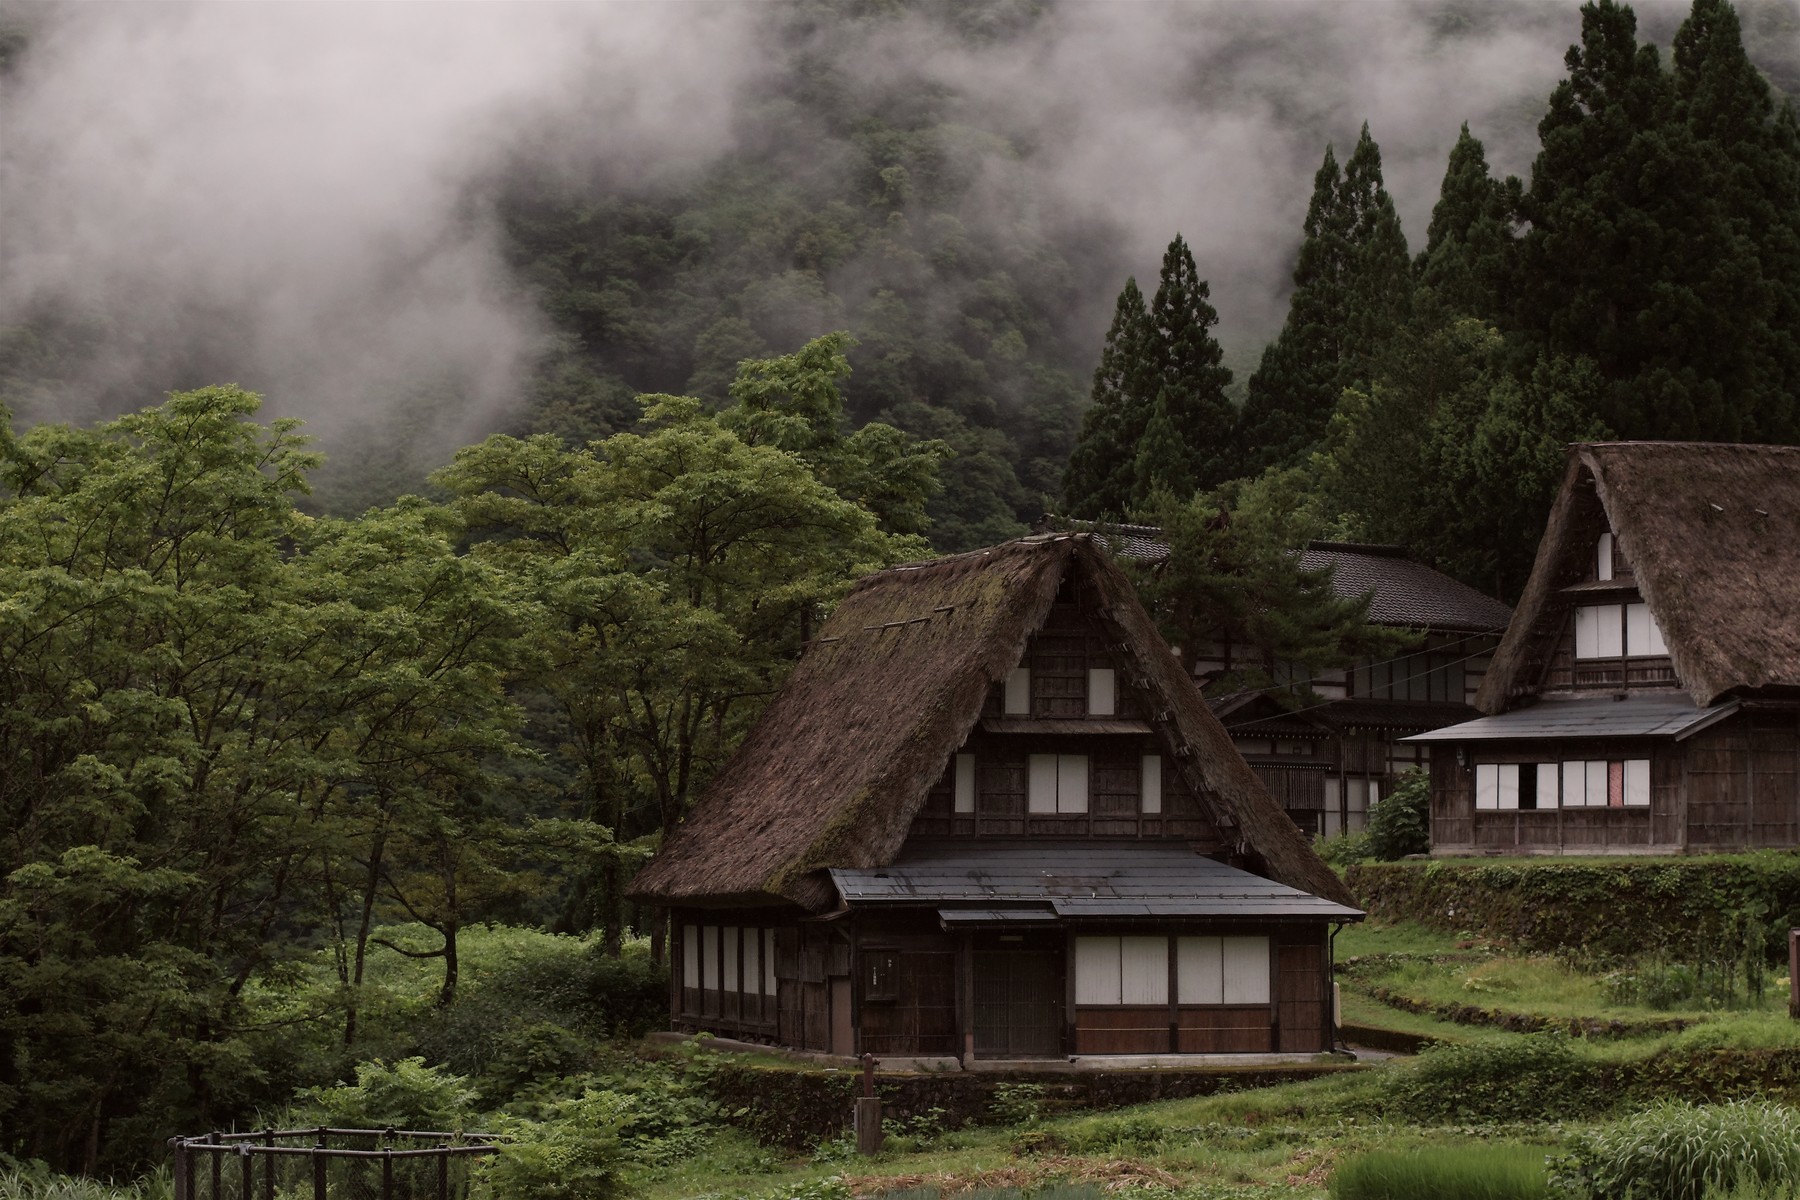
[169,1139,188,1200]
[239,1144,253,1200]
[436,1144,449,1200]
[262,1129,275,1200]
[1788,928,1799,1019]
[854,1052,883,1156]
[313,1134,328,1200]
[209,1132,222,1200]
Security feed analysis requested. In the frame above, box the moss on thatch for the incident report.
[629,534,1353,911]
[1479,442,1800,711]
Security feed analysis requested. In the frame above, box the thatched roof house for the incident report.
[631,533,1360,1064]
[1409,442,1800,854]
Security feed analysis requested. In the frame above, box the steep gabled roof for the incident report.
[1478,442,1800,712]
[629,534,1352,911]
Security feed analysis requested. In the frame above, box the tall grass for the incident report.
[1553,1101,1800,1200]
[1329,1144,1551,1200]
[0,1169,169,1200]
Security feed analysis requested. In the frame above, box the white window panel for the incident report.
[1563,761,1587,808]
[1177,936,1223,1005]
[1625,758,1651,807]
[683,924,699,989]
[724,927,739,992]
[1058,755,1089,814]
[1475,763,1499,810]
[1537,763,1561,810]
[1119,936,1168,1005]
[1596,604,1624,657]
[1221,937,1272,1005]
[1643,607,1668,656]
[1587,760,1609,808]
[763,930,777,994]
[1141,754,1162,814]
[954,753,975,814]
[1597,532,1614,580]
[1004,667,1031,715]
[1075,937,1121,1005]
[1626,603,1654,657]
[1575,606,1600,659]
[1087,668,1116,716]
[1027,754,1058,814]
[1497,764,1519,810]
[702,926,719,989]
[743,927,761,996]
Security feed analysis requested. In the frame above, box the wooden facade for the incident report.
[631,535,1361,1062]
[1415,443,1800,855]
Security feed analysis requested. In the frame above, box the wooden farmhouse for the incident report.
[629,534,1362,1065]
[1044,522,1513,838]
[1408,442,1800,854]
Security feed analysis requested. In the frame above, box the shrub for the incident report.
[1316,830,1374,868]
[295,1058,477,1130]
[1329,1144,1551,1200]
[1384,1034,1611,1123]
[1551,1100,1800,1200]
[1365,770,1430,861]
[486,1090,626,1200]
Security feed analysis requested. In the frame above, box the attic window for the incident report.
[1140,754,1162,814]
[954,753,975,814]
[1027,753,1089,814]
[1597,532,1614,581]
[1574,603,1667,658]
[1088,668,1116,716]
[1004,667,1031,715]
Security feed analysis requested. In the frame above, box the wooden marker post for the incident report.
[1789,929,1799,1020]
[855,1052,884,1155]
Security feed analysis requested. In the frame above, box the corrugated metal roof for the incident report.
[1403,695,1739,742]
[937,908,1059,924]
[831,841,1362,920]
[1299,543,1515,632]
[980,718,1155,735]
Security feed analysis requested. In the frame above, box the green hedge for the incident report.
[1345,856,1800,961]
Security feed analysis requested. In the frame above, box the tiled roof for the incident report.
[1299,543,1514,633]
[1037,517,1512,634]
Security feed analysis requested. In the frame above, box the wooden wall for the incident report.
[1429,710,1800,853]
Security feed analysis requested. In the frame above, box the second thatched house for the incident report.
[1407,442,1800,853]
[629,534,1361,1064]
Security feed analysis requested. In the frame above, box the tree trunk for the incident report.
[345,823,388,1047]
[601,858,622,957]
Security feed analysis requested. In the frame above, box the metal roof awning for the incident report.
[831,841,1363,921]
[936,907,1058,926]
[1402,696,1739,743]
[980,718,1156,735]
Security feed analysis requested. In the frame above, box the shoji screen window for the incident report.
[1575,603,1668,658]
[1087,669,1116,716]
[1474,763,1561,810]
[1074,936,1168,1005]
[1027,753,1089,813]
[1561,759,1650,807]
[1177,936,1271,1005]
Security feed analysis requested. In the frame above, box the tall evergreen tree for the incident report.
[1063,235,1234,515]
[1062,277,1152,518]
[1142,233,1236,497]
[1416,124,1516,322]
[1515,0,1800,443]
[1236,126,1412,476]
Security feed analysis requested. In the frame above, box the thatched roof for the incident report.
[629,534,1352,911]
[1478,442,1800,712]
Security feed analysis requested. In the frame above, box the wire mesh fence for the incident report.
[168,1129,504,1200]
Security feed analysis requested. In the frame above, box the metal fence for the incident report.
[167,1129,504,1200]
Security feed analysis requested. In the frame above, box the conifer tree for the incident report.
[1142,233,1236,496]
[1062,277,1152,518]
[1131,387,1193,504]
[1236,126,1413,477]
[1416,124,1515,322]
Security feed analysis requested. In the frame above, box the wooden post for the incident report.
[1788,928,1799,1020]
[169,1140,187,1200]
[854,1053,883,1155]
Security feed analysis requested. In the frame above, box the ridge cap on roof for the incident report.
[1303,540,1411,557]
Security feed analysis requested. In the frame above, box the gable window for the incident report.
[1004,667,1031,714]
[1597,532,1614,581]
[1027,753,1089,813]
[1574,602,1667,659]
[1088,668,1116,716]
[953,753,976,814]
[1140,754,1162,814]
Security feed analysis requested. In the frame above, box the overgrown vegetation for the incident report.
[1329,1144,1552,1200]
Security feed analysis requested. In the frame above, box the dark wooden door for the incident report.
[973,939,1063,1058]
